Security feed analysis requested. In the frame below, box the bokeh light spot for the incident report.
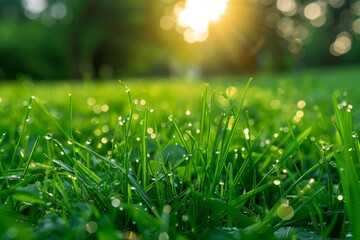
[304,2,322,20]
[330,32,352,56]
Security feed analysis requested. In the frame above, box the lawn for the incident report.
[0,66,360,239]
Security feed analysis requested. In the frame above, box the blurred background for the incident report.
[1,0,360,80]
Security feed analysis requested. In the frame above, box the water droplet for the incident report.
[85,221,98,234]
[111,198,121,207]
[20,149,25,158]
[277,204,294,220]
[273,180,281,186]
[163,204,171,213]
[44,133,52,140]
[182,215,189,222]
[8,175,18,181]
[346,233,353,238]
[159,232,170,240]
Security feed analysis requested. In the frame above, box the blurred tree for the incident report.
[0,0,360,80]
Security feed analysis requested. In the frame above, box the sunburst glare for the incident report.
[175,0,228,43]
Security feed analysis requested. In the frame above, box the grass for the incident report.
[0,67,360,239]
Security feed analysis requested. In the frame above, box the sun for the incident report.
[175,0,228,43]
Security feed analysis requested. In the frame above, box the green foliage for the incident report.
[0,71,360,238]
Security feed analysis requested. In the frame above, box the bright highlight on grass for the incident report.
[176,0,227,43]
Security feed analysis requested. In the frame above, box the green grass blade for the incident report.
[333,94,360,239]
[20,136,39,179]
[10,96,34,168]
[279,126,312,164]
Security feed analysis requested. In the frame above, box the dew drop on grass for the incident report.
[273,180,281,186]
[159,232,170,240]
[86,139,92,145]
[85,221,98,234]
[346,233,353,238]
[337,195,344,201]
[277,204,294,220]
[8,175,18,181]
[111,198,121,207]
[182,215,189,222]
[44,133,52,140]
[20,149,25,158]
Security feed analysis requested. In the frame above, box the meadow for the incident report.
[0,66,360,239]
